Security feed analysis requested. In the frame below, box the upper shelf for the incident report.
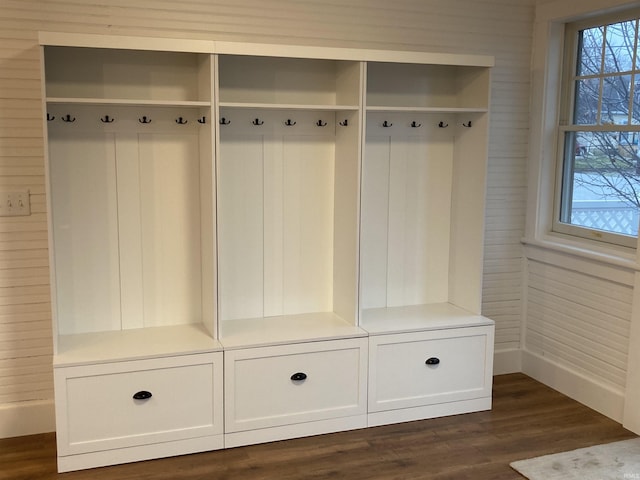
[43,46,213,104]
[217,55,361,110]
[366,62,491,111]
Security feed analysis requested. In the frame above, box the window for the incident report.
[556,11,640,247]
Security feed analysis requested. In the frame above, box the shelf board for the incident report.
[46,97,211,107]
[360,303,494,335]
[55,323,222,367]
[218,102,359,111]
[220,312,367,350]
[366,106,488,113]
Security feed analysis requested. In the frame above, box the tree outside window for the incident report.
[558,17,640,243]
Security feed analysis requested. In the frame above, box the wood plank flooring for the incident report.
[1,374,636,480]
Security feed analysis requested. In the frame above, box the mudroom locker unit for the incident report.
[39,32,495,472]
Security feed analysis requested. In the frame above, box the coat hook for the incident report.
[220,117,232,125]
[438,121,449,128]
[62,114,76,123]
[382,120,392,127]
[462,121,472,128]
[339,119,348,126]
[139,116,152,124]
[176,117,188,125]
[46,113,55,121]
[100,115,115,123]
[284,119,296,126]
[252,118,264,125]
[198,116,207,124]
[316,120,327,127]
[410,121,421,128]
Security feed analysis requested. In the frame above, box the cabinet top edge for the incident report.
[38,32,495,67]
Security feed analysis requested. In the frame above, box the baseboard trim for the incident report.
[224,415,367,448]
[0,400,55,439]
[367,397,492,427]
[58,434,224,472]
[522,349,625,422]
[493,348,522,374]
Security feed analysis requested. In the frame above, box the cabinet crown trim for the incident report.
[39,32,494,67]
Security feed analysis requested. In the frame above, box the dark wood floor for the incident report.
[1,373,636,480]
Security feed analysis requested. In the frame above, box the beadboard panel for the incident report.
[0,0,533,436]
[525,260,632,392]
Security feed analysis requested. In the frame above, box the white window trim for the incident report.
[525,0,640,269]
[551,11,640,249]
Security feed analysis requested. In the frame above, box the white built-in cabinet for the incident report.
[40,32,495,472]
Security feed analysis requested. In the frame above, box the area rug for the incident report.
[510,438,640,479]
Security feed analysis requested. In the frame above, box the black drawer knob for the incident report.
[133,390,153,400]
[425,357,440,366]
[290,372,307,382]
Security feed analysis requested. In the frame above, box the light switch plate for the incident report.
[0,190,31,216]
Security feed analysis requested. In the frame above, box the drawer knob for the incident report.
[133,390,153,400]
[425,357,440,366]
[290,372,307,382]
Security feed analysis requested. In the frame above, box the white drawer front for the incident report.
[225,338,367,433]
[55,353,223,455]
[368,326,494,412]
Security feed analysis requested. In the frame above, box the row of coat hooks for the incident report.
[46,113,208,124]
[47,113,472,129]
[218,118,472,128]
[219,117,349,127]
[379,120,472,128]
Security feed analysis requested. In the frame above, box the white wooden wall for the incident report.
[0,0,534,437]
[522,0,640,432]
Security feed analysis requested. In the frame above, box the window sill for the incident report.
[522,233,639,275]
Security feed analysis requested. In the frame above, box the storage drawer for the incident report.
[368,326,494,413]
[54,352,223,456]
[224,338,367,433]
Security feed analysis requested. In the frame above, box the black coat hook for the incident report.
[46,113,55,121]
[176,117,188,125]
[139,116,152,124]
[100,115,115,123]
[339,119,348,126]
[252,118,264,125]
[438,121,449,128]
[410,121,421,128]
[382,120,392,128]
[62,114,76,123]
[316,120,327,127]
[220,118,232,125]
[462,121,472,128]
[284,119,296,126]
[198,116,207,124]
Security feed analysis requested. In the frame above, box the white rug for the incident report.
[510,438,640,480]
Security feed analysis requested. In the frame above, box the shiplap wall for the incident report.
[526,261,632,393]
[0,0,534,436]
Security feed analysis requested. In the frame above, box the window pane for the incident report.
[560,131,640,237]
[578,26,603,76]
[601,74,631,124]
[574,78,600,124]
[603,21,636,74]
[633,76,640,124]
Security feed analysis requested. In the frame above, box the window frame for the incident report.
[553,10,640,249]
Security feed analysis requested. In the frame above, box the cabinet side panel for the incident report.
[138,133,202,327]
[333,110,360,323]
[218,135,265,321]
[360,134,391,310]
[49,131,121,334]
[449,114,488,313]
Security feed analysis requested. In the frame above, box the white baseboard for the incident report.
[522,349,625,422]
[493,348,522,374]
[0,400,55,439]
